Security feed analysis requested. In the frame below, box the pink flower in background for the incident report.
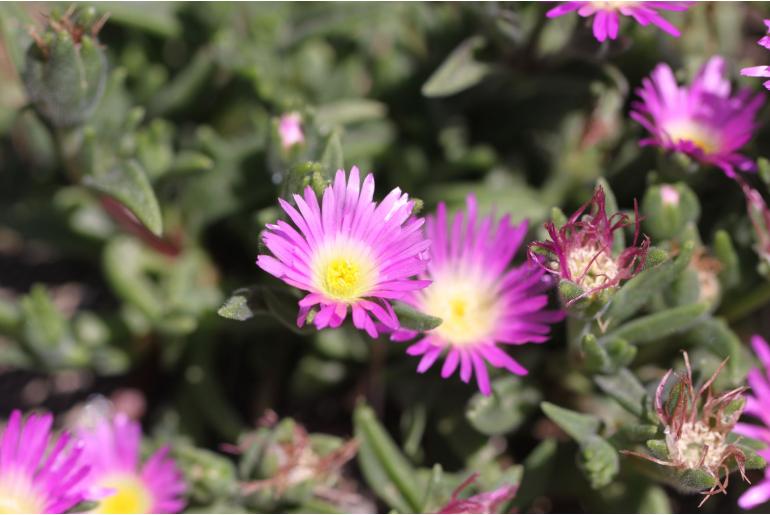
[734,335,770,509]
[631,56,764,178]
[741,20,770,90]
[78,414,185,513]
[545,1,690,42]
[258,167,431,337]
[278,112,305,149]
[438,473,517,514]
[393,195,563,395]
[528,186,649,303]
[0,410,88,513]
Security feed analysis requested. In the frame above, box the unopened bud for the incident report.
[642,183,700,241]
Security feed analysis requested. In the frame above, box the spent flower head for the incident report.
[392,195,563,396]
[631,56,764,178]
[545,1,690,43]
[528,186,649,306]
[257,167,431,338]
[622,352,750,506]
[437,473,517,514]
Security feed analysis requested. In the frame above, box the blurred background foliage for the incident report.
[1,1,770,513]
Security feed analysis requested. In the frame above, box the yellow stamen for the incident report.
[91,475,152,514]
[312,240,377,302]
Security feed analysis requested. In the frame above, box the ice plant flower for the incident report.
[622,352,750,506]
[437,473,517,514]
[257,167,430,337]
[741,20,770,90]
[545,2,690,42]
[528,186,649,304]
[278,112,305,149]
[78,413,185,513]
[392,196,563,395]
[733,335,770,509]
[0,410,89,513]
[631,56,765,178]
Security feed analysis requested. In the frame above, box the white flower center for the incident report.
[566,245,619,291]
[667,421,728,470]
[0,477,45,514]
[421,272,499,346]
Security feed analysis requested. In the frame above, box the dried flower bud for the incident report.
[437,473,517,514]
[528,186,649,306]
[622,352,750,506]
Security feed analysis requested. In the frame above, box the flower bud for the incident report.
[641,183,700,241]
[278,112,305,150]
[22,6,108,128]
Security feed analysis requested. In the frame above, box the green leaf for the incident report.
[594,368,647,418]
[602,302,708,346]
[354,403,422,513]
[392,302,442,331]
[606,240,694,324]
[540,402,600,445]
[84,159,163,236]
[422,36,492,98]
[712,230,740,288]
[512,439,558,509]
[320,130,344,174]
[315,99,387,127]
[466,377,541,435]
[683,317,747,386]
[577,435,619,489]
[217,288,262,321]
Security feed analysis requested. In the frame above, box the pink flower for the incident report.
[545,1,690,42]
[741,19,770,90]
[257,167,431,338]
[437,473,517,514]
[631,56,765,178]
[393,195,563,396]
[278,113,305,149]
[0,410,89,513]
[78,413,185,513]
[733,335,770,509]
[528,186,649,304]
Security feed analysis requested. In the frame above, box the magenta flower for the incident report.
[437,473,517,514]
[528,186,649,304]
[741,20,770,90]
[257,167,431,338]
[734,335,770,509]
[631,56,765,178]
[78,413,185,513]
[545,1,690,42]
[392,196,563,395]
[278,112,305,149]
[0,410,89,513]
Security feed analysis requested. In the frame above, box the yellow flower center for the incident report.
[0,474,46,513]
[664,121,719,154]
[313,240,377,302]
[91,475,153,514]
[421,274,498,346]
